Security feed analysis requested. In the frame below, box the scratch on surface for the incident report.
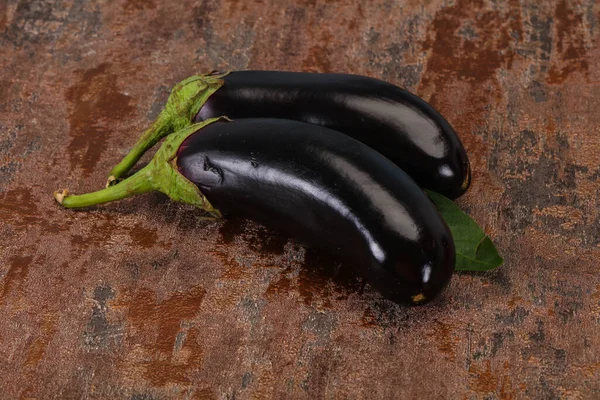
[466,325,473,370]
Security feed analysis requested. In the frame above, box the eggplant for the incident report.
[107,71,470,199]
[57,118,455,304]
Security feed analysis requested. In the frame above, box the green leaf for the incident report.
[425,190,503,271]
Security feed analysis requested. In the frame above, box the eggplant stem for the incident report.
[57,165,155,208]
[55,117,226,217]
[106,72,230,186]
[105,112,171,187]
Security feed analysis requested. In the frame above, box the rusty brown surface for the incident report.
[0,0,599,398]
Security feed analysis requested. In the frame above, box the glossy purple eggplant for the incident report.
[195,71,470,199]
[177,118,455,304]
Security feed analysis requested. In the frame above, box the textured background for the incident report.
[1,0,599,398]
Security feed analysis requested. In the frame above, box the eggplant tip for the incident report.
[411,293,426,304]
[461,160,472,192]
[54,189,69,204]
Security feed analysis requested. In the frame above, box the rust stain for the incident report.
[421,0,521,83]
[25,314,59,367]
[143,327,204,386]
[119,286,206,386]
[0,188,38,225]
[0,2,7,33]
[0,254,34,304]
[547,0,589,84]
[192,387,217,400]
[468,360,514,398]
[427,321,458,361]
[123,0,157,11]
[303,31,333,73]
[65,63,135,176]
[297,0,317,7]
[207,249,243,280]
[546,117,556,136]
[420,0,522,136]
[498,361,515,400]
[265,274,292,298]
[347,18,358,33]
[468,360,498,393]
[507,296,523,308]
[217,262,242,280]
[128,222,159,249]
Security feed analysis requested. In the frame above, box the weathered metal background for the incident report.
[1,0,599,398]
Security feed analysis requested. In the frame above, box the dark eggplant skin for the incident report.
[177,118,455,304]
[195,71,470,199]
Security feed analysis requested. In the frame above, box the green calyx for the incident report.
[55,117,226,216]
[107,72,229,186]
